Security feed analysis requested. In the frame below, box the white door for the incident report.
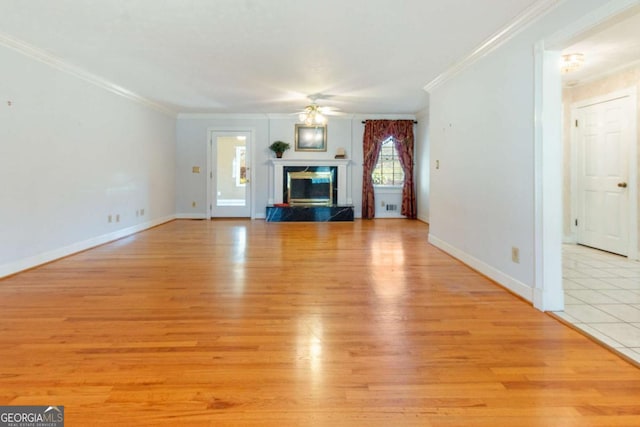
[210,131,251,218]
[576,96,630,255]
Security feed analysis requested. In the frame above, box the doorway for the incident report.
[535,2,640,312]
[209,131,252,218]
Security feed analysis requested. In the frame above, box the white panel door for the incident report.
[577,96,630,255]
[210,131,251,218]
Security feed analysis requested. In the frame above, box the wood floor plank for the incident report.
[1,219,639,426]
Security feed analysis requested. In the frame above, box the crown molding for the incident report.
[178,113,270,120]
[266,113,297,120]
[423,0,563,93]
[177,113,419,122]
[187,113,416,120]
[414,108,430,119]
[265,113,358,120]
[352,113,417,121]
[0,32,177,117]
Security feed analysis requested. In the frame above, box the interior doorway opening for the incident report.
[535,2,640,313]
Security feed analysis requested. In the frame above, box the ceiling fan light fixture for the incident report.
[561,52,585,74]
[299,103,327,125]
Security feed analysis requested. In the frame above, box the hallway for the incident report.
[554,244,640,364]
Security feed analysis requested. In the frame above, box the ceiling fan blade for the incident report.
[318,106,341,115]
[308,93,334,102]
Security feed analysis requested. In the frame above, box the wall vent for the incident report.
[385,204,398,211]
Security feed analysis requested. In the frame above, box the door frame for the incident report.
[533,0,640,312]
[569,88,638,258]
[207,127,256,219]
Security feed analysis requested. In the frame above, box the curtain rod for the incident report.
[361,120,418,124]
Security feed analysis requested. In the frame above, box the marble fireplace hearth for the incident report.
[266,205,354,222]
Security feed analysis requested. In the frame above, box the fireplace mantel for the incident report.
[270,159,352,206]
[270,159,351,167]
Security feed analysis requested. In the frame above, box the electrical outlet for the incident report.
[116,214,120,222]
[192,201,196,208]
[108,215,112,223]
[511,247,520,264]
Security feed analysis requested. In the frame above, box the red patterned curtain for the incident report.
[393,125,416,219]
[362,121,384,219]
[361,120,416,219]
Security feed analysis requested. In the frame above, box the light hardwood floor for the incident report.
[1,219,640,426]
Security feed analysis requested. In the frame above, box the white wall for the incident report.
[427,0,609,302]
[373,188,404,218]
[415,108,430,223]
[0,44,176,278]
[175,114,416,219]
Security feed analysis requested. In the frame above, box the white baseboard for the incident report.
[428,234,534,302]
[175,213,208,219]
[375,214,406,219]
[0,215,175,279]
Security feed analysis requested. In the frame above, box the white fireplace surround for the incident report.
[270,159,352,206]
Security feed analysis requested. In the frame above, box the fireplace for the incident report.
[285,167,336,206]
[268,159,353,221]
[269,159,351,206]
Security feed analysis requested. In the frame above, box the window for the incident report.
[372,137,404,186]
[233,146,247,187]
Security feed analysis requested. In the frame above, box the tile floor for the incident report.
[554,244,640,365]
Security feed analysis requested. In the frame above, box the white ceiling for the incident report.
[562,7,640,86]
[0,0,547,115]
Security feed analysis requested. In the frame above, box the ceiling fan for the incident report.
[296,94,341,125]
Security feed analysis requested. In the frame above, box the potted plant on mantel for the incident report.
[269,141,290,158]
